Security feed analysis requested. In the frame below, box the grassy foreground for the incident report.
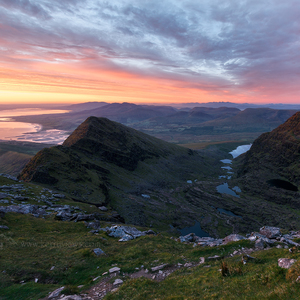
[1,210,300,299]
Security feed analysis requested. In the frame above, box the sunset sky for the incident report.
[0,0,300,105]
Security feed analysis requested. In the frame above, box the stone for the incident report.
[280,237,300,247]
[259,226,281,239]
[48,286,65,298]
[179,233,195,243]
[113,279,124,285]
[255,238,266,250]
[60,296,82,300]
[0,204,46,217]
[145,230,156,235]
[0,225,9,230]
[151,264,167,272]
[98,206,108,211]
[53,193,66,198]
[107,225,145,241]
[223,234,246,244]
[93,248,105,256]
[207,255,222,261]
[278,258,297,269]
[109,267,121,273]
[199,257,205,264]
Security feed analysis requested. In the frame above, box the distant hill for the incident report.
[194,108,299,133]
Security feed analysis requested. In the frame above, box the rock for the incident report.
[207,255,222,261]
[255,238,266,250]
[145,230,156,235]
[50,266,55,271]
[259,226,281,239]
[52,193,66,199]
[34,278,38,283]
[223,234,246,244]
[207,239,223,247]
[278,258,297,269]
[48,286,65,298]
[55,211,73,221]
[280,237,300,247]
[113,279,123,285]
[179,233,195,243]
[107,225,145,241]
[109,267,120,273]
[75,213,95,222]
[0,225,9,230]
[60,296,82,300]
[0,204,46,217]
[14,196,28,201]
[0,193,10,199]
[93,248,105,256]
[151,264,167,272]
[199,257,205,264]
[184,262,193,268]
[98,206,108,211]
[0,174,18,181]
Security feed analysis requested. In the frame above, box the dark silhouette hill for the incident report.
[18,117,219,228]
[233,111,300,211]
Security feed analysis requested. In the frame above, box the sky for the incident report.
[0,0,300,105]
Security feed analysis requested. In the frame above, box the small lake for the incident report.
[179,221,210,237]
[217,183,240,198]
[229,144,252,158]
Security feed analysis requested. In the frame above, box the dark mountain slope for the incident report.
[238,111,300,186]
[18,117,220,229]
[232,111,300,211]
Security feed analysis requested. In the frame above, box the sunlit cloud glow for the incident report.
[0,0,300,104]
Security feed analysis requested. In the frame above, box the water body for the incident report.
[0,109,70,144]
[0,108,69,117]
[229,144,252,158]
[217,183,240,198]
[220,159,232,164]
[179,221,210,237]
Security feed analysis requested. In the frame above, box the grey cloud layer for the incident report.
[0,0,299,98]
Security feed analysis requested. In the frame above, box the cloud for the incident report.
[0,0,300,103]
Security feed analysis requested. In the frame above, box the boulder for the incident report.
[48,286,65,298]
[259,226,281,239]
[60,296,82,300]
[113,279,124,285]
[0,225,9,230]
[179,233,195,243]
[93,248,105,256]
[0,204,46,216]
[151,264,167,272]
[223,234,246,244]
[107,225,145,241]
[255,238,266,250]
[109,267,120,273]
[278,258,297,269]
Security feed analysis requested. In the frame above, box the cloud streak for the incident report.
[0,0,300,103]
